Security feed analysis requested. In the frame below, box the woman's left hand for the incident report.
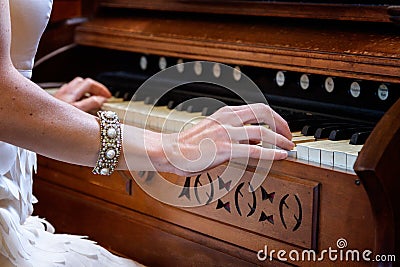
[54,77,111,112]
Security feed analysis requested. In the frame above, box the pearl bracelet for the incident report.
[92,111,122,175]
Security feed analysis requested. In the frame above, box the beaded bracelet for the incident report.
[92,111,122,175]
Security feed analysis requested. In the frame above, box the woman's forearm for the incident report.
[0,66,104,167]
[0,0,293,177]
[0,65,168,171]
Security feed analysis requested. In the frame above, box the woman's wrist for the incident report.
[143,131,173,173]
[117,125,174,173]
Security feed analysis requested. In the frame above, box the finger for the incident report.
[75,78,112,99]
[66,77,84,88]
[270,109,292,140]
[58,77,84,94]
[215,103,272,126]
[55,77,84,100]
[227,126,294,150]
[231,144,288,160]
[213,105,248,113]
[226,104,292,140]
[73,96,108,112]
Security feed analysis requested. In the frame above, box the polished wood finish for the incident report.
[34,155,375,266]
[51,0,81,22]
[354,97,400,261]
[75,15,400,83]
[35,0,84,61]
[98,0,396,23]
[33,177,260,267]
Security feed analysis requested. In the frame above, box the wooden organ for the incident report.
[32,1,400,266]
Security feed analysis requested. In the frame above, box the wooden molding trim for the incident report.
[75,16,400,83]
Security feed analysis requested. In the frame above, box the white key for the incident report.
[308,140,349,164]
[309,140,350,166]
[106,96,124,103]
[296,141,323,161]
[347,151,359,171]
[287,147,297,158]
[297,140,348,163]
[319,141,357,167]
[102,101,130,122]
[291,131,303,137]
[292,135,316,144]
[333,144,363,170]
[148,106,171,131]
[127,101,153,128]
[321,148,335,167]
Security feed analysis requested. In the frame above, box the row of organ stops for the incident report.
[276,71,389,101]
[133,55,378,141]
[139,56,243,81]
[139,55,391,101]
[101,55,392,171]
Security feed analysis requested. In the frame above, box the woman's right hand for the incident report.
[157,103,294,176]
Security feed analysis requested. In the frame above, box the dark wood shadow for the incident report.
[354,97,400,266]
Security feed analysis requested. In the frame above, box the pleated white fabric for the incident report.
[0,1,142,266]
[0,145,141,267]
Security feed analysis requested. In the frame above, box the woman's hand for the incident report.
[54,77,111,112]
[158,103,294,176]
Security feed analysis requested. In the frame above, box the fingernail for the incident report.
[290,141,295,149]
[97,96,107,103]
[278,150,288,159]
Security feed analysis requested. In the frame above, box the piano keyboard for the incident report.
[102,101,205,133]
[102,99,364,172]
[44,87,364,172]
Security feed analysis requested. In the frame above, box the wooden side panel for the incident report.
[354,98,400,261]
[33,157,375,266]
[33,178,260,267]
[132,168,319,250]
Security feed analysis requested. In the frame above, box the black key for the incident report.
[96,71,146,99]
[167,100,175,109]
[302,122,350,136]
[315,125,344,139]
[201,106,220,116]
[114,91,122,98]
[301,124,319,136]
[314,124,359,139]
[288,119,315,132]
[144,96,155,105]
[123,91,134,101]
[175,101,205,113]
[175,102,185,111]
[350,131,372,145]
[329,127,373,141]
[289,118,330,133]
[201,103,225,115]
[153,95,172,107]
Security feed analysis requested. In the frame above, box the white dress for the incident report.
[0,1,141,266]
